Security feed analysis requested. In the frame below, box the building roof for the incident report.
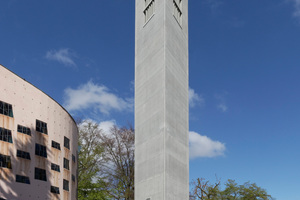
[0,64,78,129]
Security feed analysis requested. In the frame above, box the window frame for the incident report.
[0,101,14,117]
[0,154,12,169]
[63,179,69,191]
[51,140,61,150]
[17,125,31,136]
[72,154,76,163]
[0,127,13,143]
[35,143,47,158]
[51,186,60,194]
[63,158,70,170]
[64,136,70,149]
[16,174,30,184]
[36,120,48,135]
[173,0,183,26]
[34,167,47,181]
[16,150,31,160]
[51,163,60,172]
[144,0,155,24]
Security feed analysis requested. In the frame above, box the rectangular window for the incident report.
[52,140,61,150]
[63,179,69,191]
[35,167,47,181]
[51,163,60,172]
[16,175,30,184]
[16,150,31,160]
[144,0,155,23]
[0,154,12,169]
[51,186,60,194]
[173,0,182,26]
[72,154,75,163]
[63,158,69,170]
[35,143,47,158]
[17,125,31,136]
[0,101,13,117]
[64,136,70,149]
[0,127,13,143]
[72,174,75,182]
[36,120,47,134]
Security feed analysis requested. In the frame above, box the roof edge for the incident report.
[0,64,78,130]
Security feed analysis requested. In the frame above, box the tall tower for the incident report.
[135,0,189,199]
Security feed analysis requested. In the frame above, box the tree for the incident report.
[77,120,109,200]
[190,178,274,200]
[77,120,134,200]
[99,125,135,200]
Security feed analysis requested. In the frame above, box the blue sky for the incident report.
[1,0,300,199]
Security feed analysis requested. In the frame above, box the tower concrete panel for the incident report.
[135,0,189,199]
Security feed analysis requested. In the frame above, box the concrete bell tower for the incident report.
[135,0,189,199]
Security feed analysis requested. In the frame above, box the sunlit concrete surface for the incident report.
[135,0,189,199]
[0,65,78,200]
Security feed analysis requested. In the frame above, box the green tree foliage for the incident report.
[190,178,274,200]
[77,120,134,200]
[77,121,109,200]
[99,125,135,200]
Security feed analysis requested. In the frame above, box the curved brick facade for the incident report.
[0,65,78,200]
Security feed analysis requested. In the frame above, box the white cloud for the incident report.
[78,119,115,132]
[99,120,116,134]
[46,48,76,66]
[189,87,205,108]
[215,91,228,112]
[292,0,300,18]
[130,80,135,92]
[77,119,97,133]
[63,80,133,115]
[205,0,224,16]
[217,103,228,112]
[78,119,116,138]
[189,131,226,159]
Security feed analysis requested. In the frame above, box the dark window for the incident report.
[0,154,12,169]
[0,101,13,117]
[63,179,69,191]
[16,175,30,184]
[51,163,60,172]
[35,143,47,158]
[63,158,69,170]
[36,120,47,134]
[72,154,75,163]
[35,167,47,181]
[51,140,61,150]
[51,186,60,194]
[0,127,13,143]
[64,136,70,149]
[0,198,6,200]
[17,125,31,136]
[72,174,75,182]
[16,150,31,160]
